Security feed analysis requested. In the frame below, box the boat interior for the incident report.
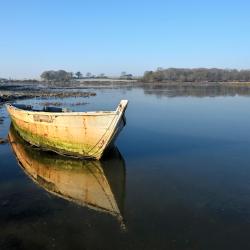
[13,104,71,113]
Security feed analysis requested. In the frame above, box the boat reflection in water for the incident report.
[8,125,126,228]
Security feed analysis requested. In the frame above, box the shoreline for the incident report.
[2,81,250,105]
[3,79,250,87]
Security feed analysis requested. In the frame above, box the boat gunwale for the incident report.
[6,103,118,116]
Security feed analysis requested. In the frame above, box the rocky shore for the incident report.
[0,84,96,104]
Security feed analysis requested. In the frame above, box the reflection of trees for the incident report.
[143,85,250,97]
[142,68,250,82]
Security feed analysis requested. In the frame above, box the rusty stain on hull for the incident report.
[8,126,126,225]
[6,100,128,159]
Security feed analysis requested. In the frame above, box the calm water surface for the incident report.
[1,88,250,250]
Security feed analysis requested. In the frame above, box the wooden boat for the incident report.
[8,125,126,226]
[6,100,128,160]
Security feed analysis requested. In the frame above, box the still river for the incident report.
[1,87,250,250]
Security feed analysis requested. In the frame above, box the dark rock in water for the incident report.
[0,138,7,144]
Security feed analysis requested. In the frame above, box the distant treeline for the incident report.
[142,68,250,82]
[41,70,73,82]
[40,70,134,82]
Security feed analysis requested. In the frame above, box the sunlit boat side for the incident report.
[6,100,128,160]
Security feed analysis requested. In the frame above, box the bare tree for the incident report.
[75,71,82,79]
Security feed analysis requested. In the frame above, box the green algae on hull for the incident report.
[6,100,128,160]
[11,120,94,158]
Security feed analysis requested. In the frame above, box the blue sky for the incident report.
[0,0,250,78]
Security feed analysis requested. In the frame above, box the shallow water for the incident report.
[1,87,250,249]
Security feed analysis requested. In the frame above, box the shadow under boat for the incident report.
[8,124,126,227]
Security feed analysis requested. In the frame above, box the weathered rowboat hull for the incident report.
[6,100,128,160]
[8,125,126,225]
